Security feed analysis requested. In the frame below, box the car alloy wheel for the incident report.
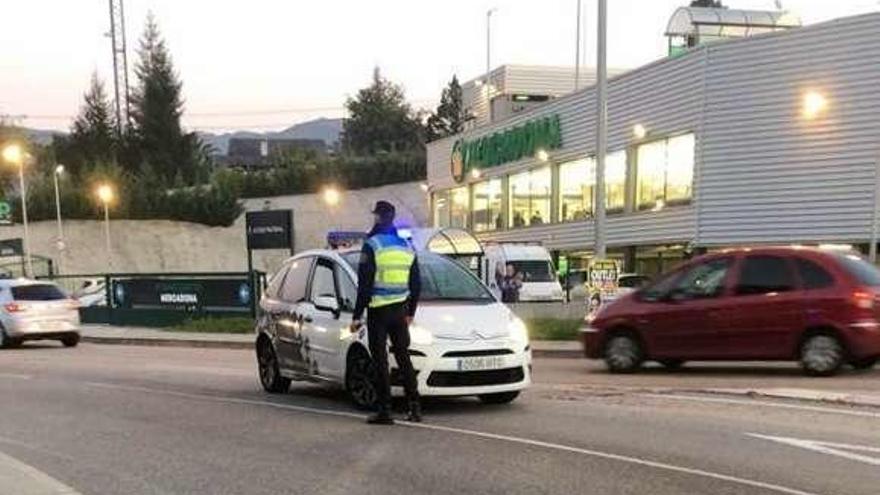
[257,339,290,393]
[346,350,378,410]
[801,334,844,376]
[604,335,643,373]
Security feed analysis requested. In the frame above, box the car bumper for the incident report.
[392,340,532,397]
[4,318,80,339]
[845,322,880,359]
[580,326,603,359]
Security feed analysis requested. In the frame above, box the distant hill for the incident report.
[198,117,343,155]
[23,128,63,145]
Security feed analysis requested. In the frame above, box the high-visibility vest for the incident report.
[367,233,415,308]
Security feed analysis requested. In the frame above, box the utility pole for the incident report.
[108,0,131,134]
[594,0,608,259]
[575,0,582,89]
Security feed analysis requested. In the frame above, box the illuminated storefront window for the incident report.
[449,186,470,228]
[509,167,551,228]
[432,191,450,227]
[472,179,503,232]
[637,133,695,209]
[559,158,593,222]
[605,150,627,212]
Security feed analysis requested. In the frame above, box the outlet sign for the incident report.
[451,114,562,182]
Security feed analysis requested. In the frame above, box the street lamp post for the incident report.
[486,7,498,123]
[53,165,66,267]
[594,0,608,260]
[97,184,114,270]
[2,144,34,278]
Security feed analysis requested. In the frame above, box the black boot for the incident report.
[366,408,394,425]
[405,400,422,423]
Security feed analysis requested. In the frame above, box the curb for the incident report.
[81,335,582,357]
[81,336,254,350]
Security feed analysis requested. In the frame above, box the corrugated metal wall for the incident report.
[698,13,880,245]
[428,13,880,251]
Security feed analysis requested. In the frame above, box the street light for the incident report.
[53,165,66,263]
[322,186,340,207]
[633,124,647,140]
[96,184,114,270]
[486,7,498,123]
[594,0,608,259]
[2,143,34,278]
[802,91,827,120]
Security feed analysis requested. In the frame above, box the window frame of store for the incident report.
[557,157,595,223]
[507,166,553,229]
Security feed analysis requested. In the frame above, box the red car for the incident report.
[581,247,880,376]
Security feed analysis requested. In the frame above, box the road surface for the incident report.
[1,343,878,495]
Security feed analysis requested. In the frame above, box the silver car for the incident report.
[0,279,81,348]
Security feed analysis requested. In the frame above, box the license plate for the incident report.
[457,356,505,371]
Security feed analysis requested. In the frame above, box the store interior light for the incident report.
[470,168,481,179]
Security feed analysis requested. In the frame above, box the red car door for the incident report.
[714,254,804,359]
[638,257,735,359]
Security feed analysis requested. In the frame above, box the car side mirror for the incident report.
[314,295,341,318]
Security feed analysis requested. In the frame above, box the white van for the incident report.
[482,244,564,302]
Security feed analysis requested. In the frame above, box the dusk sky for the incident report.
[2,0,878,132]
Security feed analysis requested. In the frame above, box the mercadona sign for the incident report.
[451,114,562,182]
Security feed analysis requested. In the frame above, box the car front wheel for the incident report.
[257,338,290,393]
[346,348,378,410]
[800,334,845,376]
[0,329,20,349]
[604,334,644,373]
[478,391,520,404]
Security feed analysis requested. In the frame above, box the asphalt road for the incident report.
[1,343,879,495]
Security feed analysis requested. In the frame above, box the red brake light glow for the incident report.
[852,291,874,310]
[4,302,25,313]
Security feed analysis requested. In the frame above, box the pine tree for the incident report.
[63,73,116,175]
[128,13,203,183]
[341,67,424,155]
[426,75,466,142]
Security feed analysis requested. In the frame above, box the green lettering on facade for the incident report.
[450,114,563,182]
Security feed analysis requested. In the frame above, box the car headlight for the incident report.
[508,316,529,344]
[409,324,433,346]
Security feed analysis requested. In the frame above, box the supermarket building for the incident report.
[425,10,880,275]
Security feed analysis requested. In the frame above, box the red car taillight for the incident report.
[852,291,875,310]
[4,302,26,313]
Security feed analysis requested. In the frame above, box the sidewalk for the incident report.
[0,450,82,495]
[79,324,582,357]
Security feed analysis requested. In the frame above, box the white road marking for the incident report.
[748,434,880,467]
[0,449,82,495]
[642,393,880,419]
[82,381,824,495]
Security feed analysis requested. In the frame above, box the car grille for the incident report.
[427,367,524,387]
[443,349,514,358]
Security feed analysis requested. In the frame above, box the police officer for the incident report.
[351,201,421,425]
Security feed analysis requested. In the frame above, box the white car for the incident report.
[0,279,81,348]
[254,249,531,407]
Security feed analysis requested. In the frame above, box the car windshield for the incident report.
[342,251,493,302]
[12,284,67,301]
[835,252,880,286]
[508,260,557,282]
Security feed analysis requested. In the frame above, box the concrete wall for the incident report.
[0,181,428,276]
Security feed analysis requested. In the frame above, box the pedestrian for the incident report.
[350,201,422,425]
[500,264,522,303]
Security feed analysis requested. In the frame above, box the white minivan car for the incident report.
[0,279,81,348]
[255,249,531,408]
[483,244,564,302]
